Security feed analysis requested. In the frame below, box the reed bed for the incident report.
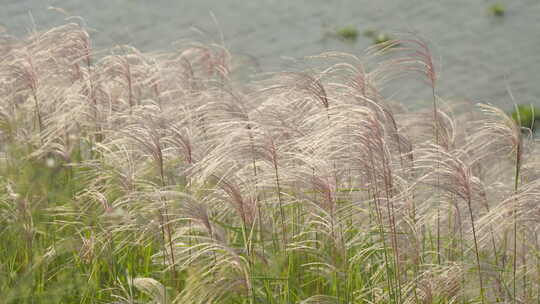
[0,23,539,304]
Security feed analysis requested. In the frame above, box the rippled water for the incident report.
[2,0,539,110]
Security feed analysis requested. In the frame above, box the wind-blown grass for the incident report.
[1,23,539,304]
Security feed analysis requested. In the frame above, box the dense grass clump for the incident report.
[1,23,539,304]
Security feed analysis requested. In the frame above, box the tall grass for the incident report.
[1,23,539,303]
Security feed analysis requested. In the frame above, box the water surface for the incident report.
[2,0,539,109]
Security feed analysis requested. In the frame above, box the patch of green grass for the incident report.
[0,145,166,303]
[489,3,505,16]
[335,26,359,41]
[362,29,399,48]
[374,33,392,45]
[511,104,540,130]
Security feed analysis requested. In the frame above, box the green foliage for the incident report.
[374,33,392,45]
[511,104,540,130]
[362,29,399,48]
[489,3,505,16]
[335,26,359,41]
[0,146,164,303]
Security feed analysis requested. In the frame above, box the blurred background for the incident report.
[1,0,539,110]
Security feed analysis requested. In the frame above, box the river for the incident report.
[1,0,539,110]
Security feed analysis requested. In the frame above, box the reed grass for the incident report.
[1,23,539,304]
